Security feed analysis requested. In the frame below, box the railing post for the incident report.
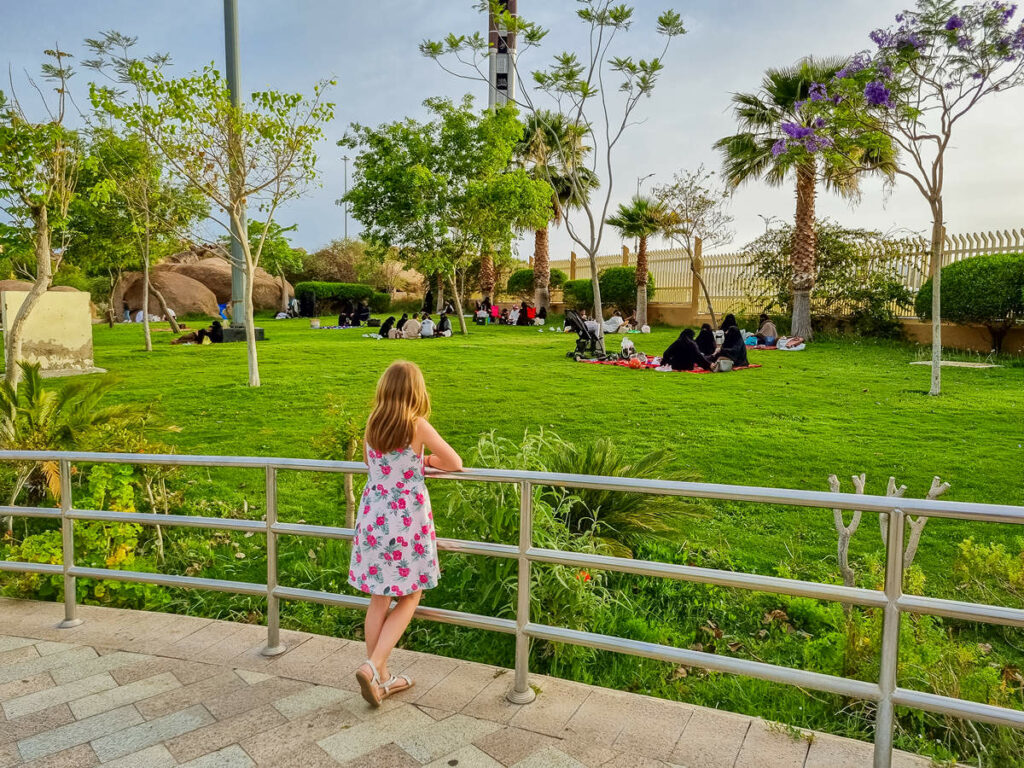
[873,507,905,768]
[507,479,536,704]
[262,466,286,656]
[58,459,82,629]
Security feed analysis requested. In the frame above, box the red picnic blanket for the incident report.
[578,355,762,373]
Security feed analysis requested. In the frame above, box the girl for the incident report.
[348,361,463,706]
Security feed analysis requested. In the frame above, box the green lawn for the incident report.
[88,316,1024,596]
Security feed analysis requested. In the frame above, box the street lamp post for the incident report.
[223,0,247,329]
[342,155,350,240]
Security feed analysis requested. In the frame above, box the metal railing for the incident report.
[2,450,1024,767]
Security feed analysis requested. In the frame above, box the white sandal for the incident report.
[381,674,415,698]
[355,660,383,707]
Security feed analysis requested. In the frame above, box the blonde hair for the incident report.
[365,360,431,454]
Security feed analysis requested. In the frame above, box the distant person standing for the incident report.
[122,301,131,322]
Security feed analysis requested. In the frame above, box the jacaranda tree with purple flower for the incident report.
[776,0,1024,394]
[715,58,894,339]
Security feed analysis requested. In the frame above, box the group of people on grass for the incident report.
[378,312,453,339]
[658,313,781,371]
[336,300,372,328]
[473,297,547,326]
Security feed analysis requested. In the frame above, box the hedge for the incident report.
[294,282,390,314]
[916,252,1024,352]
[505,267,567,297]
[562,267,655,313]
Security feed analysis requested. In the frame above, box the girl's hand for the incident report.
[415,419,463,472]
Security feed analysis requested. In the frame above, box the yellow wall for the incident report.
[1,291,94,371]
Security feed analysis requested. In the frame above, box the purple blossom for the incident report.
[771,139,788,157]
[813,117,827,129]
[878,63,894,78]
[957,34,973,49]
[870,29,893,47]
[836,53,869,79]
[781,122,814,139]
[1003,4,1018,22]
[945,15,964,30]
[809,82,828,102]
[864,80,893,107]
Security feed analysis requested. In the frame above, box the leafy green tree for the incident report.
[0,48,83,387]
[514,111,596,312]
[769,2,1024,394]
[342,97,551,334]
[423,1,686,352]
[714,57,894,339]
[90,40,334,386]
[605,195,666,326]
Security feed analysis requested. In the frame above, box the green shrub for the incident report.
[369,292,390,313]
[294,281,376,314]
[505,268,567,297]
[562,268,656,313]
[916,253,1024,352]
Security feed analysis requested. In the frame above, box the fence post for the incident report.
[873,507,905,768]
[507,479,536,704]
[621,245,630,266]
[690,237,703,316]
[58,459,82,629]
[569,251,576,281]
[262,466,286,656]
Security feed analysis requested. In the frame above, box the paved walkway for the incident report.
[0,598,931,767]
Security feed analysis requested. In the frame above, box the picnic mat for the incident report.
[579,355,762,373]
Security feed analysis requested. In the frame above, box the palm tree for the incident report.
[714,56,893,339]
[515,112,596,312]
[606,196,666,326]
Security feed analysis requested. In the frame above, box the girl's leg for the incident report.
[364,594,391,661]
[369,591,422,679]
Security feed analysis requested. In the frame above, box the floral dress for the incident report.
[348,444,439,597]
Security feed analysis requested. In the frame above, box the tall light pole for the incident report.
[342,155,350,240]
[487,0,517,109]
[223,0,246,329]
[634,172,655,252]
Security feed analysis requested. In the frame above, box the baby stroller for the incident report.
[564,309,607,361]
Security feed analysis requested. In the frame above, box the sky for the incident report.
[2,0,1023,260]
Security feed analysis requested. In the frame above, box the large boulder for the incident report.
[0,280,36,292]
[167,258,291,310]
[122,271,219,317]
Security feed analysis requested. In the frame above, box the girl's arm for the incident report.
[415,419,463,472]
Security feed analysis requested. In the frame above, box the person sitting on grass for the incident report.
[603,310,625,335]
[420,313,435,338]
[661,328,713,371]
[500,308,510,325]
[536,306,548,325]
[401,314,422,339]
[172,320,223,345]
[396,313,409,332]
[508,305,520,325]
[720,313,738,333]
[516,300,531,326]
[695,323,716,356]
[755,313,778,346]
[713,326,749,368]
[378,316,396,338]
[436,313,452,336]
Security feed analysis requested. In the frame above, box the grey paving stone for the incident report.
[256,634,345,682]
[2,672,117,719]
[202,676,309,720]
[0,646,97,686]
[157,621,253,659]
[415,661,503,712]
[563,688,632,746]
[16,742,100,768]
[240,704,361,765]
[180,743,256,767]
[342,742,422,768]
[70,671,181,719]
[394,712,501,763]
[317,702,433,762]
[612,695,692,761]
[112,657,221,687]
[0,671,54,702]
[0,637,36,654]
[507,677,591,738]
[510,745,588,768]
[164,704,285,763]
[90,703,215,762]
[191,624,268,665]
[0,703,75,746]
[0,644,40,666]
[425,744,504,768]
[233,668,273,686]
[32,640,78,657]
[271,684,358,720]
[100,743,177,768]
[397,655,461,704]
[461,670,522,725]
[733,719,810,768]
[16,704,143,761]
[135,670,245,720]
[670,707,750,768]
[473,725,558,766]
[49,651,152,685]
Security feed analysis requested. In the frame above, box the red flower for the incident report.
[392,550,402,560]
[398,567,411,577]
[403,470,414,479]
[367,535,377,547]
[355,553,362,563]
[348,570,355,580]
[393,587,403,596]
[369,566,378,575]
[402,516,412,527]
[360,583,370,593]
[396,481,405,489]
[577,570,591,582]
[419,574,428,584]
[363,505,370,514]
[382,466,392,475]
[414,534,421,541]
[430,531,436,540]
[415,493,425,504]
[376,516,386,526]
[398,498,407,510]
[414,543,425,555]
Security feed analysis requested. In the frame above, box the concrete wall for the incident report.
[2,291,94,371]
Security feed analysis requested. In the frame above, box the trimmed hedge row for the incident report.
[916,252,1024,352]
[294,282,391,313]
[562,266,655,312]
[504,268,568,297]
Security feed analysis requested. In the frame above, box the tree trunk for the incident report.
[244,262,260,386]
[928,210,944,396]
[142,255,153,352]
[151,285,180,333]
[587,250,605,356]
[790,160,817,340]
[448,273,468,335]
[635,234,649,327]
[5,206,53,387]
[533,227,551,313]
[344,439,357,529]
[479,253,495,299]
[278,269,289,313]
[436,273,444,313]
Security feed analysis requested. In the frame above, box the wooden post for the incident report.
[690,237,703,315]
[570,251,576,280]
[528,255,534,269]
[621,245,629,266]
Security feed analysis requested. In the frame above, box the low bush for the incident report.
[916,253,1024,352]
[294,281,376,315]
[369,292,391,313]
[562,268,655,313]
[505,268,567,298]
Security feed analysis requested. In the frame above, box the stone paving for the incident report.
[0,598,932,767]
